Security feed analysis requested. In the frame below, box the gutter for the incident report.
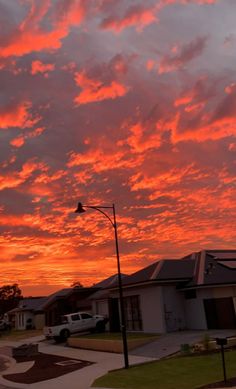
[179,282,236,291]
[108,278,192,291]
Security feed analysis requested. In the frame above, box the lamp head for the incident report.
[75,202,86,213]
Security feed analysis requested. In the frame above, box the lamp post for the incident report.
[75,202,129,369]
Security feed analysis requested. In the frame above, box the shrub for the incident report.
[203,333,210,351]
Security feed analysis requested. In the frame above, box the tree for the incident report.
[0,283,22,300]
[70,281,84,288]
[0,284,22,315]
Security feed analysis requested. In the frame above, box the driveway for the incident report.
[0,336,153,389]
[130,329,236,358]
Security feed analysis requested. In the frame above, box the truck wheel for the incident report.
[96,321,105,333]
[60,329,70,340]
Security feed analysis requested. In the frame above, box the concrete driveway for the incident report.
[130,329,236,358]
[0,336,153,389]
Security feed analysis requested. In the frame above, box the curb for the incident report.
[0,354,16,373]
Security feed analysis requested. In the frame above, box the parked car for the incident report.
[43,311,108,341]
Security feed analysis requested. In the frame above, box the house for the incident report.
[181,250,236,330]
[7,297,47,330]
[7,286,101,330]
[90,274,126,332]
[91,250,236,333]
[42,286,100,326]
[7,276,122,330]
[9,249,236,333]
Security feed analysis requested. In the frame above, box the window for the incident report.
[81,313,92,319]
[18,313,24,327]
[124,295,142,331]
[71,314,81,321]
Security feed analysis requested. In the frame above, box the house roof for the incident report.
[92,274,126,289]
[109,259,196,289]
[157,260,195,280]
[8,297,47,313]
[88,274,127,300]
[95,249,236,293]
[206,250,236,260]
[38,288,72,309]
[39,286,100,310]
[180,250,236,289]
[19,297,47,310]
[122,262,158,286]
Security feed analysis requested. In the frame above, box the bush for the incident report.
[203,333,210,351]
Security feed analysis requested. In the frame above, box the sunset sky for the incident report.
[1,0,236,296]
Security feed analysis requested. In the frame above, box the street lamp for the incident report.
[75,202,129,369]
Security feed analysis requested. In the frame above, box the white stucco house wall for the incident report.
[7,297,47,330]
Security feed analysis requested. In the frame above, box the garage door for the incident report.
[204,297,236,329]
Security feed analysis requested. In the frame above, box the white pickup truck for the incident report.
[43,311,107,341]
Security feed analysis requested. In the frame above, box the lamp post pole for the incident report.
[75,202,129,369]
[112,204,129,369]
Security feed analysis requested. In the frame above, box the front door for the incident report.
[109,298,120,332]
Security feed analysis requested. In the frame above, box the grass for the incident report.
[0,329,43,341]
[74,332,159,341]
[92,349,236,389]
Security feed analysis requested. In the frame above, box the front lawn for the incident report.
[92,349,236,389]
[69,332,159,352]
[0,329,43,341]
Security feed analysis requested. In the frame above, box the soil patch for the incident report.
[3,352,94,384]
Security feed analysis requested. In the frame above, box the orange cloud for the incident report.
[100,4,158,33]
[29,127,45,138]
[31,60,55,75]
[10,136,25,148]
[146,59,155,71]
[171,79,236,142]
[159,36,207,74]
[10,127,45,149]
[161,0,216,5]
[34,169,66,184]
[0,101,40,129]
[171,115,236,143]
[174,94,194,107]
[0,0,86,58]
[174,90,206,113]
[67,147,136,172]
[119,122,162,153]
[0,160,45,191]
[74,71,129,105]
[99,1,215,35]
[129,163,204,193]
[225,83,236,95]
